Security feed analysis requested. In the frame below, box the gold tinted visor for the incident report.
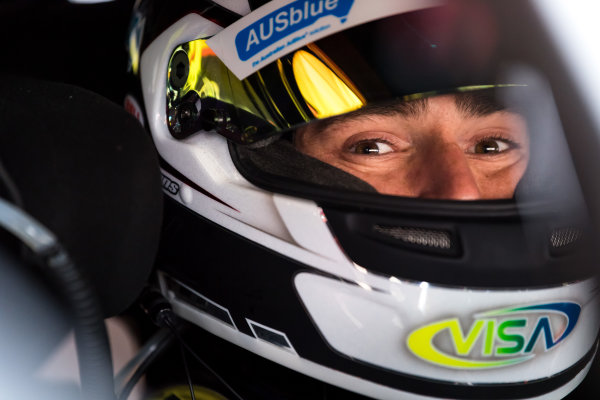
[166,39,373,144]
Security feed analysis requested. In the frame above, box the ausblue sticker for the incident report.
[235,0,354,61]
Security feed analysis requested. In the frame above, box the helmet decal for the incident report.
[407,302,581,369]
[236,0,355,61]
[206,0,441,79]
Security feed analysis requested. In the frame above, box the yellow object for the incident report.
[147,384,228,400]
[292,50,364,119]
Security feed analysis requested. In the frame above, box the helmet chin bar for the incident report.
[155,196,600,400]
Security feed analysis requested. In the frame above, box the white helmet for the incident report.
[126,1,600,398]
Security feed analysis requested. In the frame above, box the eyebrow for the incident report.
[309,91,508,131]
[454,91,507,116]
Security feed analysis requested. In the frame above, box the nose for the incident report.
[414,142,481,200]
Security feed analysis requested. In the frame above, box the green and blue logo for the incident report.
[235,0,354,61]
[407,302,580,369]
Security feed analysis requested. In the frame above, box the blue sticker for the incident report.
[235,0,354,61]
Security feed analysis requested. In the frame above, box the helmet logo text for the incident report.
[161,174,180,195]
[406,302,580,369]
[235,0,354,61]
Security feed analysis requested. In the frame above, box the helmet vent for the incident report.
[373,225,452,249]
[246,319,296,353]
[550,227,582,249]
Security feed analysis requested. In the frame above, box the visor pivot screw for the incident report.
[169,50,189,89]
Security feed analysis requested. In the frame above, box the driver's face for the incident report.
[294,94,529,200]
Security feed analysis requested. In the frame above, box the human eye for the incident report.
[470,136,519,155]
[348,139,394,155]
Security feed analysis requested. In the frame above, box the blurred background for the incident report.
[0,0,135,104]
[0,2,145,398]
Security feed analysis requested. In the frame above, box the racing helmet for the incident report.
[126,0,600,398]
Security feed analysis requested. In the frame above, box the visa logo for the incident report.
[407,302,581,369]
[235,0,354,61]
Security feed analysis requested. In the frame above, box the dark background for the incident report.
[0,0,135,104]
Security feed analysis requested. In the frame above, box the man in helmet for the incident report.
[127,1,600,399]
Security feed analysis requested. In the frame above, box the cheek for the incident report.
[368,177,412,196]
[342,165,417,196]
[474,159,529,199]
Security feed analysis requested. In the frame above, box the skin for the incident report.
[294,94,530,200]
